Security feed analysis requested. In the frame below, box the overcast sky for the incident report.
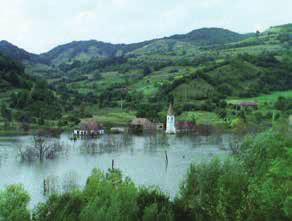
[0,0,291,53]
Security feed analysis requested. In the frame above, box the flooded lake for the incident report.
[0,133,237,207]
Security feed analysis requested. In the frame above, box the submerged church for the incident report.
[166,103,176,134]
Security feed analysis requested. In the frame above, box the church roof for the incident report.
[168,103,174,115]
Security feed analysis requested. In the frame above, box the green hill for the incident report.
[169,27,251,45]
[1,23,292,128]
[0,53,32,92]
[0,41,47,64]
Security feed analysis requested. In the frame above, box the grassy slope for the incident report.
[82,108,136,127]
[177,111,225,126]
[2,24,291,129]
[228,90,292,105]
[54,24,292,97]
[130,66,196,97]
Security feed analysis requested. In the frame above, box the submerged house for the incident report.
[73,121,105,137]
[176,122,196,133]
[129,118,156,133]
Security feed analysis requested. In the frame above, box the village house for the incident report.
[239,102,258,109]
[73,121,105,138]
[129,118,156,133]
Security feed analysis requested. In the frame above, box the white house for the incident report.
[166,103,176,134]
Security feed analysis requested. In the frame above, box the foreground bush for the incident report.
[175,129,291,221]
[239,130,292,220]
[0,185,30,221]
[32,169,174,221]
[175,159,249,221]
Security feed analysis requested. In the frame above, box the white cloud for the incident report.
[0,0,292,53]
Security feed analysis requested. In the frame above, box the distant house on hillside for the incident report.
[239,102,258,109]
[129,118,156,133]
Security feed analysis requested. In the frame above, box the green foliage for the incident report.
[32,191,84,221]
[0,53,32,91]
[0,185,30,221]
[239,130,292,220]
[177,111,224,126]
[175,128,291,221]
[10,80,63,121]
[171,27,248,45]
[175,159,249,221]
[79,169,138,221]
[137,187,174,221]
[136,103,163,121]
[1,24,289,128]
[32,169,174,221]
[275,96,292,112]
[1,104,12,121]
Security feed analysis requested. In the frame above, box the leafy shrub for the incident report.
[0,185,30,221]
[175,159,249,221]
[33,169,175,221]
[239,130,292,220]
[137,187,174,221]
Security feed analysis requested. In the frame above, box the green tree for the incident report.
[0,185,30,221]
[275,96,290,111]
[1,104,12,128]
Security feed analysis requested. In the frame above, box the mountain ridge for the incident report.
[0,27,252,66]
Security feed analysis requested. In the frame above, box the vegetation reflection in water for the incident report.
[0,128,290,221]
[0,132,233,208]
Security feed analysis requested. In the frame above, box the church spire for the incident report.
[168,103,174,116]
[166,102,176,134]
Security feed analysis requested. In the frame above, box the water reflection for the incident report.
[144,133,170,150]
[79,134,134,155]
[0,132,238,208]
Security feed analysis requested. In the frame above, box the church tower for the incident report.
[166,103,176,134]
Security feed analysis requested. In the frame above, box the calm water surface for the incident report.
[0,133,237,207]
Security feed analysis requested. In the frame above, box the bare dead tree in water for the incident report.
[18,130,64,162]
[33,133,51,161]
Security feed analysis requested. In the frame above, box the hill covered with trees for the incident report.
[0,24,292,131]
[0,53,64,130]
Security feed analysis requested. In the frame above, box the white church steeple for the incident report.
[166,103,176,134]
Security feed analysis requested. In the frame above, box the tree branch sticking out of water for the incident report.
[18,130,64,162]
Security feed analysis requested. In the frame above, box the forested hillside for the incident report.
[0,53,64,130]
[0,53,30,91]
[0,24,292,130]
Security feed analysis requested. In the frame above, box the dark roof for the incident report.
[130,118,156,130]
[131,118,152,126]
[239,102,258,107]
[168,103,174,115]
